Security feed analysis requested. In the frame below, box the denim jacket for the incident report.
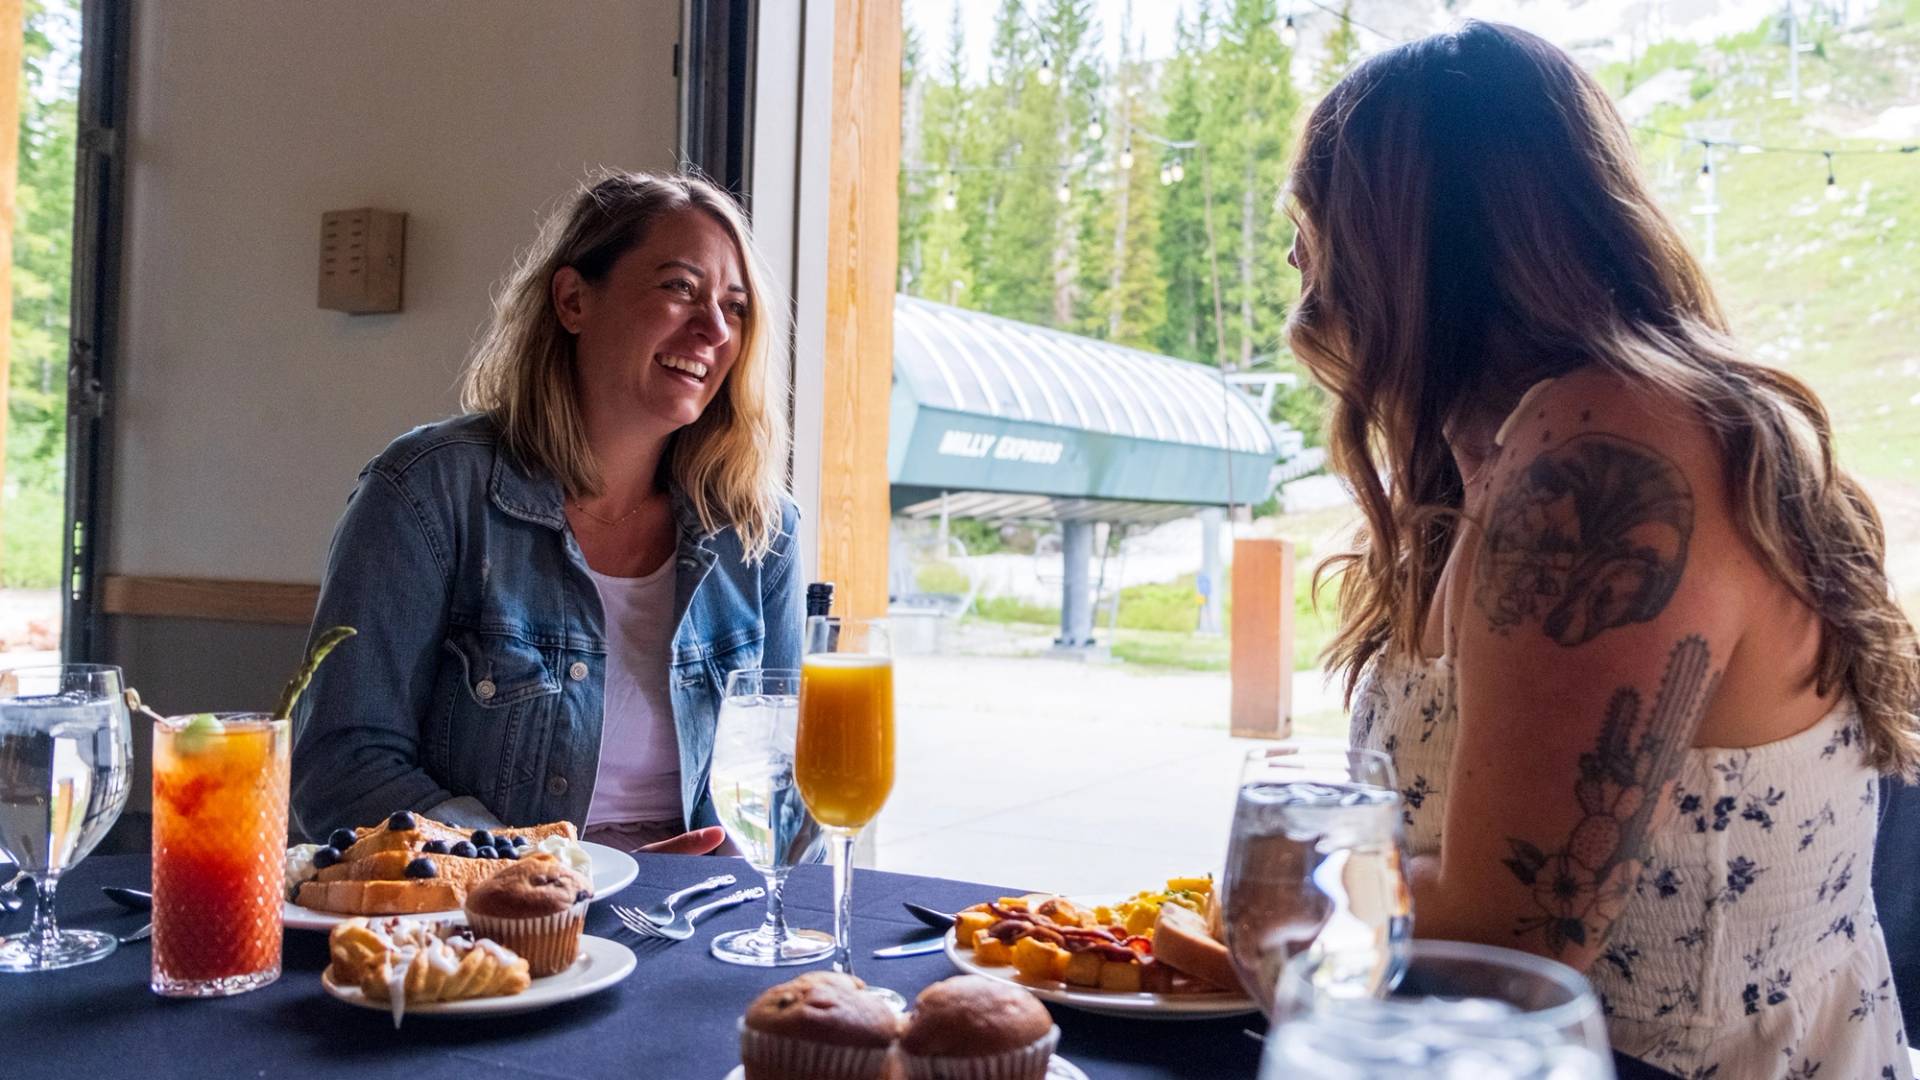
[290,414,801,842]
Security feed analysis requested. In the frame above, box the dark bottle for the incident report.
[804,582,840,652]
[806,581,835,618]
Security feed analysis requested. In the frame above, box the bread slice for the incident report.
[297,879,462,915]
[1151,901,1240,992]
[340,817,578,863]
[316,850,507,895]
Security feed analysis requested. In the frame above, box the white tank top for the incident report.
[583,559,683,826]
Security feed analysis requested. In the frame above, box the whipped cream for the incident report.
[285,843,323,900]
[532,835,593,878]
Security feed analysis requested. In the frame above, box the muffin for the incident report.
[461,853,591,976]
[898,976,1058,1080]
[739,972,900,1080]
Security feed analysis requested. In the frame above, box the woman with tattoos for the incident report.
[1287,22,1920,1079]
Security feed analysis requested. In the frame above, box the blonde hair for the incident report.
[461,170,789,560]
[1289,22,1920,774]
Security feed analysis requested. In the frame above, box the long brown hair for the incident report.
[461,170,789,559]
[1288,21,1920,774]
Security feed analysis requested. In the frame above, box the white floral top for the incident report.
[1353,651,1911,1080]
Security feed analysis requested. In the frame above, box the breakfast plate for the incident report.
[321,933,634,1018]
[944,928,1257,1019]
[723,1058,1089,1080]
[285,840,639,931]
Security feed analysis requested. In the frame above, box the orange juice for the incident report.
[795,654,895,828]
[151,713,290,996]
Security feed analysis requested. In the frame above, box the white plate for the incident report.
[322,933,634,1019]
[943,921,1258,1021]
[724,1058,1088,1080]
[284,840,640,931]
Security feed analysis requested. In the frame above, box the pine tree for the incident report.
[12,0,77,492]
[1213,0,1298,368]
[974,0,1057,324]
[1153,5,1221,365]
[1314,0,1361,91]
[914,3,978,306]
[1088,2,1164,348]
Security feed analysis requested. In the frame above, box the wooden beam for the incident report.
[100,575,318,625]
[0,0,23,580]
[1230,538,1295,739]
[816,0,900,621]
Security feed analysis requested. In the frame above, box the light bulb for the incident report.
[1037,59,1054,86]
[1087,119,1104,141]
[944,188,958,212]
[1170,160,1186,183]
[1825,177,1846,202]
[1057,179,1072,204]
[1119,145,1135,170]
[1695,163,1712,192]
[1160,165,1174,186]
[1281,14,1299,47]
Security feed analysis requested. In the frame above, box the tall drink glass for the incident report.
[1220,743,1410,1016]
[1264,939,1614,1079]
[151,712,290,997]
[795,616,902,1010]
[708,668,833,966]
[0,664,131,972]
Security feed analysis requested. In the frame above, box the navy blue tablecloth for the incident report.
[0,853,1267,1079]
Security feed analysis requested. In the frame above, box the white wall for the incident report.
[110,2,683,583]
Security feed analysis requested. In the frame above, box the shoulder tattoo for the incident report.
[1474,433,1693,647]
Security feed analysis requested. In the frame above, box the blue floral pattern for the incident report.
[1352,653,1910,1079]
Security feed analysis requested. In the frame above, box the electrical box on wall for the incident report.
[318,208,406,314]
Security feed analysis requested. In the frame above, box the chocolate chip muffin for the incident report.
[898,976,1057,1080]
[462,853,591,976]
[740,972,900,1080]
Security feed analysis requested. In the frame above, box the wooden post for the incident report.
[0,0,23,576]
[817,0,900,620]
[1230,537,1294,738]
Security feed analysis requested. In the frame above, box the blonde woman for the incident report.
[1290,23,1918,1078]
[291,172,794,857]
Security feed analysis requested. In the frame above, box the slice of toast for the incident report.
[339,817,579,863]
[297,879,462,915]
[315,850,508,894]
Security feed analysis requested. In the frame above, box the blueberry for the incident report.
[420,839,451,855]
[327,828,358,851]
[403,857,438,879]
[497,844,520,860]
[473,846,497,859]
[470,829,495,849]
[508,834,529,847]
[449,840,478,859]
[386,811,417,832]
[312,845,343,869]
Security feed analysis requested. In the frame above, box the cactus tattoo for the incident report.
[1502,635,1717,954]
[1476,434,1693,647]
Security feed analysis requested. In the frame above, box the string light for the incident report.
[1281,13,1299,47]
[1170,159,1186,183]
[1037,57,1054,86]
[1824,151,1844,201]
[1159,163,1175,186]
[1695,142,1713,192]
[1087,118,1104,141]
[1057,177,1072,204]
[944,187,958,212]
[1119,142,1135,170]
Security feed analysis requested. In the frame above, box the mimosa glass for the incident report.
[796,616,903,1010]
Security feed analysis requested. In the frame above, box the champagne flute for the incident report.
[1264,939,1614,1078]
[1220,742,1410,1016]
[0,664,132,972]
[795,616,904,1010]
[707,669,834,966]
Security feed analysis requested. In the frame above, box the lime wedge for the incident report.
[174,713,226,754]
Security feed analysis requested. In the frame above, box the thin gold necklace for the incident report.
[568,499,646,527]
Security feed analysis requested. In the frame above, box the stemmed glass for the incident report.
[707,669,835,966]
[0,664,133,972]
[794,616,904,1010]
[1220,742,1410,1016]
[1263,939,1615,1079]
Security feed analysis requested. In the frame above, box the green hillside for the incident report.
[1611,1,1920,483]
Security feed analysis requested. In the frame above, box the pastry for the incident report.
[739,972,899,1080]
[898,976,1057,1080]
[462,854,592,976]
[326,917,531,1028]
[289,812,586,915]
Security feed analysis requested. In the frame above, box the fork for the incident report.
[613,886,764,943]
[629,872,736,927]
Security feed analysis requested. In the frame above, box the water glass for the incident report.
[1264,939,1614,1079]
[0,664,133,972]
[1221,742,1410,1015]
[708,669,833,966]
[796,615,903,1010]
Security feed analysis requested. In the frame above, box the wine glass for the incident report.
[795,615,904,1010]
[1264,939,1615,1079]
[0,664,133,972]
[707,669,834,966]
[1220,742,1410,1016]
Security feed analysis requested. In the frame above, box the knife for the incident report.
[103,886,152,911]
[872,936,947,959]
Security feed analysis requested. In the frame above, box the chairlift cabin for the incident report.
[888,295,1285,649]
